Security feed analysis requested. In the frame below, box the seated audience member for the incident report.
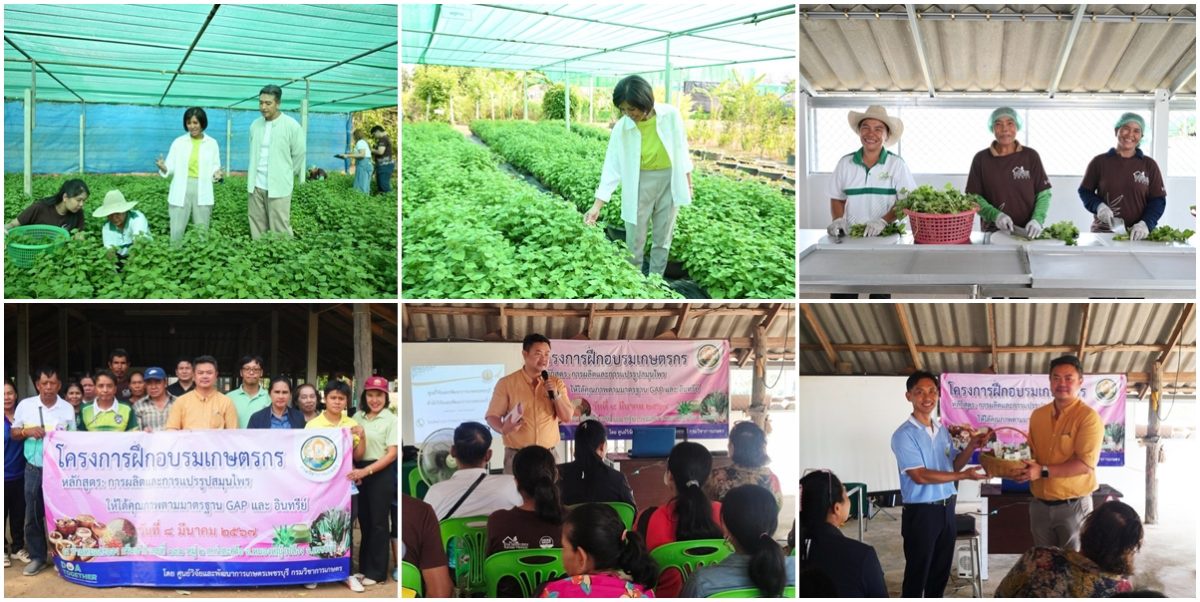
[401,494,453,598]
[540,503,658,598]
[558,419,635,507]
[995,500,1142,597]
[799,470,887,597]
[247,377,306,429]
[705,421,783,506]
[642,441,724,597]
[422,421,522,520]
[681,485,795,597]
[487,446,564,597]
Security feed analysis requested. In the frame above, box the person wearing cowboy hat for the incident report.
[966,107,1053,237]
[826,105,916,240]
[93,190,151,257]
[1078,112,1166,241]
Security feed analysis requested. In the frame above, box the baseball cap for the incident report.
[144,367,167,381]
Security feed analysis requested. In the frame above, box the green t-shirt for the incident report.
[79,401,138,432]
[358,410,397,462]
[636,115,672,170]
[188,136,202,178]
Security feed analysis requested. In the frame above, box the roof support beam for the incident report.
[417,4,442,65]
[800,304,843,373]
[986,304,998,372]
[799,343,1197,354]
[894,304,922,371]
[1048,4,1088,98]
[309,86,398,109]
[4,36,85,102]
[904,4,936,98]
[1157,304,1195,365]
[796,70,817,98]
[673,304,692,337]
[1078,303,1092,363]
[158,4,220,106]
[1169,58,1197,98]
[797,8,1196,24]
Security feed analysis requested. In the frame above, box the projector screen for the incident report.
[402,342,522,446]
[409,364,505,442]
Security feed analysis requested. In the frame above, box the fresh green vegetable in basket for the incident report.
[849,222,907,238]
[6,233,44,246]
[1114,225,1195,243]
[894,183,978,214]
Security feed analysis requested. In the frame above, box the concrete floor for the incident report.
[836,435,1198,597]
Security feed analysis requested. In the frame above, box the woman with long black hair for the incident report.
[799,469,886,597]
[682,485,795,597]
[541,503,658,597]
[6,179,90,232]
[558,419,634,506]
[642,441,723,597]
[487,446,564,597]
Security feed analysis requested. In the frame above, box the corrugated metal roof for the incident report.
[403,4,796,78]
[800,302,1195,390]
[403,303,796,358]
[800,4,1197,96]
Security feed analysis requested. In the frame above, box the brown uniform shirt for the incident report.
[486,369,570,450]
[485,507,562,556]
[1080,150,1166,232]
[965,143,1051,231]
[402,495,448,569]
[15,199,83,231]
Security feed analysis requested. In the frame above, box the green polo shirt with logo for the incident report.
[79,401,138,432]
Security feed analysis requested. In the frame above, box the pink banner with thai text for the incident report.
[42,429,353,587]
[551,339,730,439]
[939,373,1126,467]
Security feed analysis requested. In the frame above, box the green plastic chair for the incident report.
[844,481,867,520]
[439,515,489,595]
[401,560,422,597]
[649,538,734,588]
[567,501,636,530]
[708,585,797,597]
[484,548,566,597]
[403,461,428,499]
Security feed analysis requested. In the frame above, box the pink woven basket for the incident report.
[904,207,978,244]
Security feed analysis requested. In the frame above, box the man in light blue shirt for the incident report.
[890,371,988,598]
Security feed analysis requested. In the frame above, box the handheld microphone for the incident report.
[542,370,555,399]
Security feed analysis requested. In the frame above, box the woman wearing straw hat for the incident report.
[967,107,1053,237]
[826,105,916,240]
[1078,112,1166,241]
[93,190,151,258]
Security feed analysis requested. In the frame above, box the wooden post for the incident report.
[1145,362,1162,524]
[270,310,279,376]
[58,309,69,378]
[749,323,768,429]
[306,307,318,386]
[17,306,31,398]
[85,322,94,376]
[353,304,373,400]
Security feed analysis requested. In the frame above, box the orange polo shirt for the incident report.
[486,369,570,450]
[164,389,239,430]
[1028,397,1103,501]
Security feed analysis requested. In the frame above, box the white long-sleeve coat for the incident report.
[159,133,221,207]
[594,103,694,224]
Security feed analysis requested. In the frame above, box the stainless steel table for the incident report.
[797,229,1196,298]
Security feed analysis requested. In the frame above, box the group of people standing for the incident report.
[6,84,395,252]
[827,105,1167,241]
[800,355,1149,598]
[4,349,398,593]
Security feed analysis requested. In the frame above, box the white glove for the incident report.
[994,213,1014,233]
[863,218,887,237]
[1130,221,1149,241]
[1096,203,1114,227]
[826,217,849,237]
[1024,219,1043,239]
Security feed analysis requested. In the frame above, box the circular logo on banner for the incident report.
[695,344,723,374]
[299,435,339,481]
[1094,378,1120,405]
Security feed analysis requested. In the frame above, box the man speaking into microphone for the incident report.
[486,333,574,474]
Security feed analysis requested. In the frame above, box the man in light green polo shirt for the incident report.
[247,84,306,239]
[227,355,270,429]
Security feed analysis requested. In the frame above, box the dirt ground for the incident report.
[3,526,397,599]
